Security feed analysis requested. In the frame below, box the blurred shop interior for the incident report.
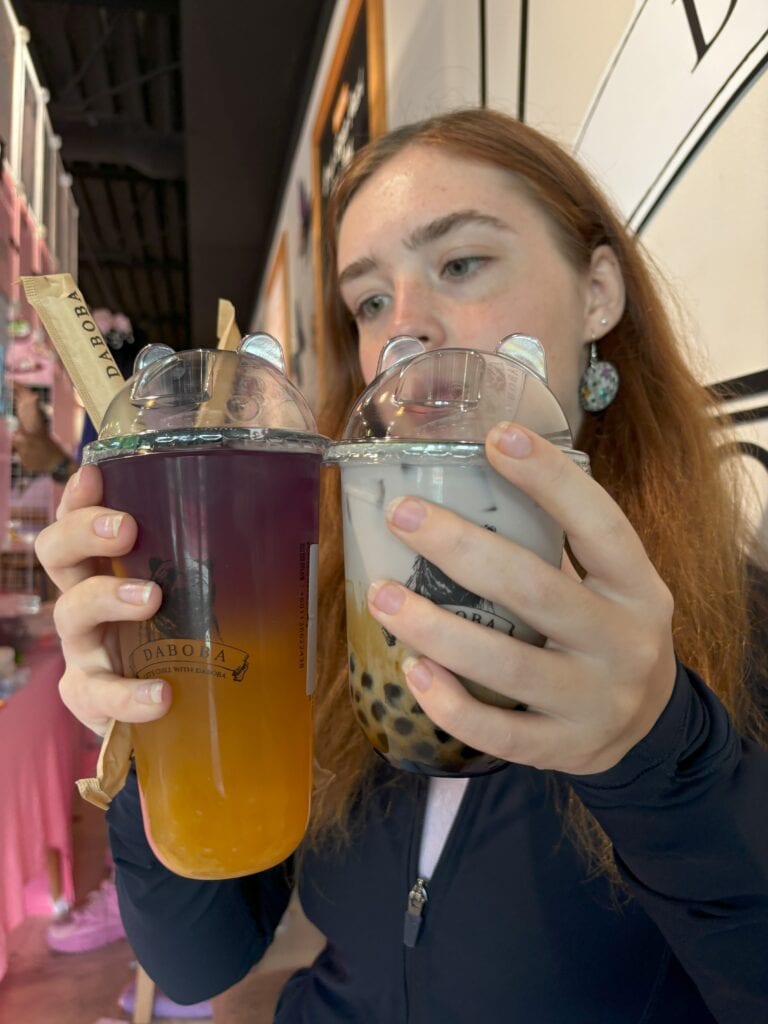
[0,0,766,1022]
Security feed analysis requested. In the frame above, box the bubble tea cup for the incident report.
[83,335,326,878]
[326,335,589,777]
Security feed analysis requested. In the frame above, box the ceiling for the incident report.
[13,0,335,349]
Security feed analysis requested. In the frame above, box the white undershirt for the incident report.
[417,776,470,880]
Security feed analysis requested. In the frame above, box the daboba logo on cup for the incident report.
[381,548,517,649]
[128,638,251,683]
[441,605,516,635]
[127,554,251,683]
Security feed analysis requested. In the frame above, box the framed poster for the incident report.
[312,0,386,397]
[262,231,291,374]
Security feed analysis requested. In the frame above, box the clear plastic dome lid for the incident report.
[336,334,573,447]
[96,333,320,440]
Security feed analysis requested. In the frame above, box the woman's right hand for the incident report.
[35,463,168,735]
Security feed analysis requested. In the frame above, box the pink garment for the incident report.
[0,647,76,981]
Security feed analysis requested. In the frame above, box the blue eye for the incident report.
[442,256,487,279]
[355,294,389,320]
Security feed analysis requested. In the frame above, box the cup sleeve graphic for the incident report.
[381,539,505,648]
[139,556,221,644]
[132,555,251,680]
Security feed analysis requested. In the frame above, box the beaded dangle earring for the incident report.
[578,316,619,413]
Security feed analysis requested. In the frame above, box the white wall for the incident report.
[486,0,637,147]
[641,69,768,385]
[384,0,480,126]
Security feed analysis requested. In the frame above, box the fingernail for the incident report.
[387,497,426,532]
[93,513,124,538]
[491,422,533,458]
[403,655,432,693]
[136,680,166,705]
[369,581,405,614]
[69,468,81,491]
[118,581,154,605]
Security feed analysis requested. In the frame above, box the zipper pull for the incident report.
[403,877,428,948]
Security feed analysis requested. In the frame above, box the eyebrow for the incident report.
[405,210,511,249]
[337,209,511,288]
[338,255,378,289]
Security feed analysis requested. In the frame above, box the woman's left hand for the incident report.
[365,422,677,776]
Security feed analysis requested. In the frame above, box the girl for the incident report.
[37,109,767,1022]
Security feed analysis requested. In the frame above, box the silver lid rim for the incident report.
[325,438,590,472]
[83,427,329,464]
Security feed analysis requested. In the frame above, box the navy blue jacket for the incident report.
[108,662,768,1023]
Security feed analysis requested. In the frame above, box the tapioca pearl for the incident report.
[410,702,425,715]
[413,741,435,761]
[349,653,356,675]
[361,672,373,690]
[440,745,464,765]
[357,710,369,728]
[371,700,387,722]
[384,682,403,706]
[393,717,414,736]
[375,731,389,753]
[442,743,467,762]
[410,715,434,738]
[433,727,452,744]
[460,744,483,760]
[352,689,362,703]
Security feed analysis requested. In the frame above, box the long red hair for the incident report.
[308,109,764,874]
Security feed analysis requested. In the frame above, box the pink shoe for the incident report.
[119,979,212,1019]
[46,878,127,953]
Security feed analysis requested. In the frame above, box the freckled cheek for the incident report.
[461,280,537,336]
[460,306,523,350]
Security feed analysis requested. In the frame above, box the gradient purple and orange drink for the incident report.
[99,441,321,879]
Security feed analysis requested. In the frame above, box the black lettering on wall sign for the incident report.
[675,0,739,69]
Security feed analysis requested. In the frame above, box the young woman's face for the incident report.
[337,145,602,434]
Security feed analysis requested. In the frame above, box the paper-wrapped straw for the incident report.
[21,273,132,808]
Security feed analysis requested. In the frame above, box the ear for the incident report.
[582,245,626,340]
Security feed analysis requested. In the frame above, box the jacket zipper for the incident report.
[403,876,428,948]
[402,778,473,952]
[403,781,428,1023]
[402,777,476,1023]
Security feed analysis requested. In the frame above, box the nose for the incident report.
[388,280,447,349]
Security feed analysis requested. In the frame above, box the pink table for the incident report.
[0,643,77,982]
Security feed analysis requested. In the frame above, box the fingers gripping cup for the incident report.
[326,335,589,777]
[83,335,326,879]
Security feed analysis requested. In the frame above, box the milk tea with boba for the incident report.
[327,335,589,777]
